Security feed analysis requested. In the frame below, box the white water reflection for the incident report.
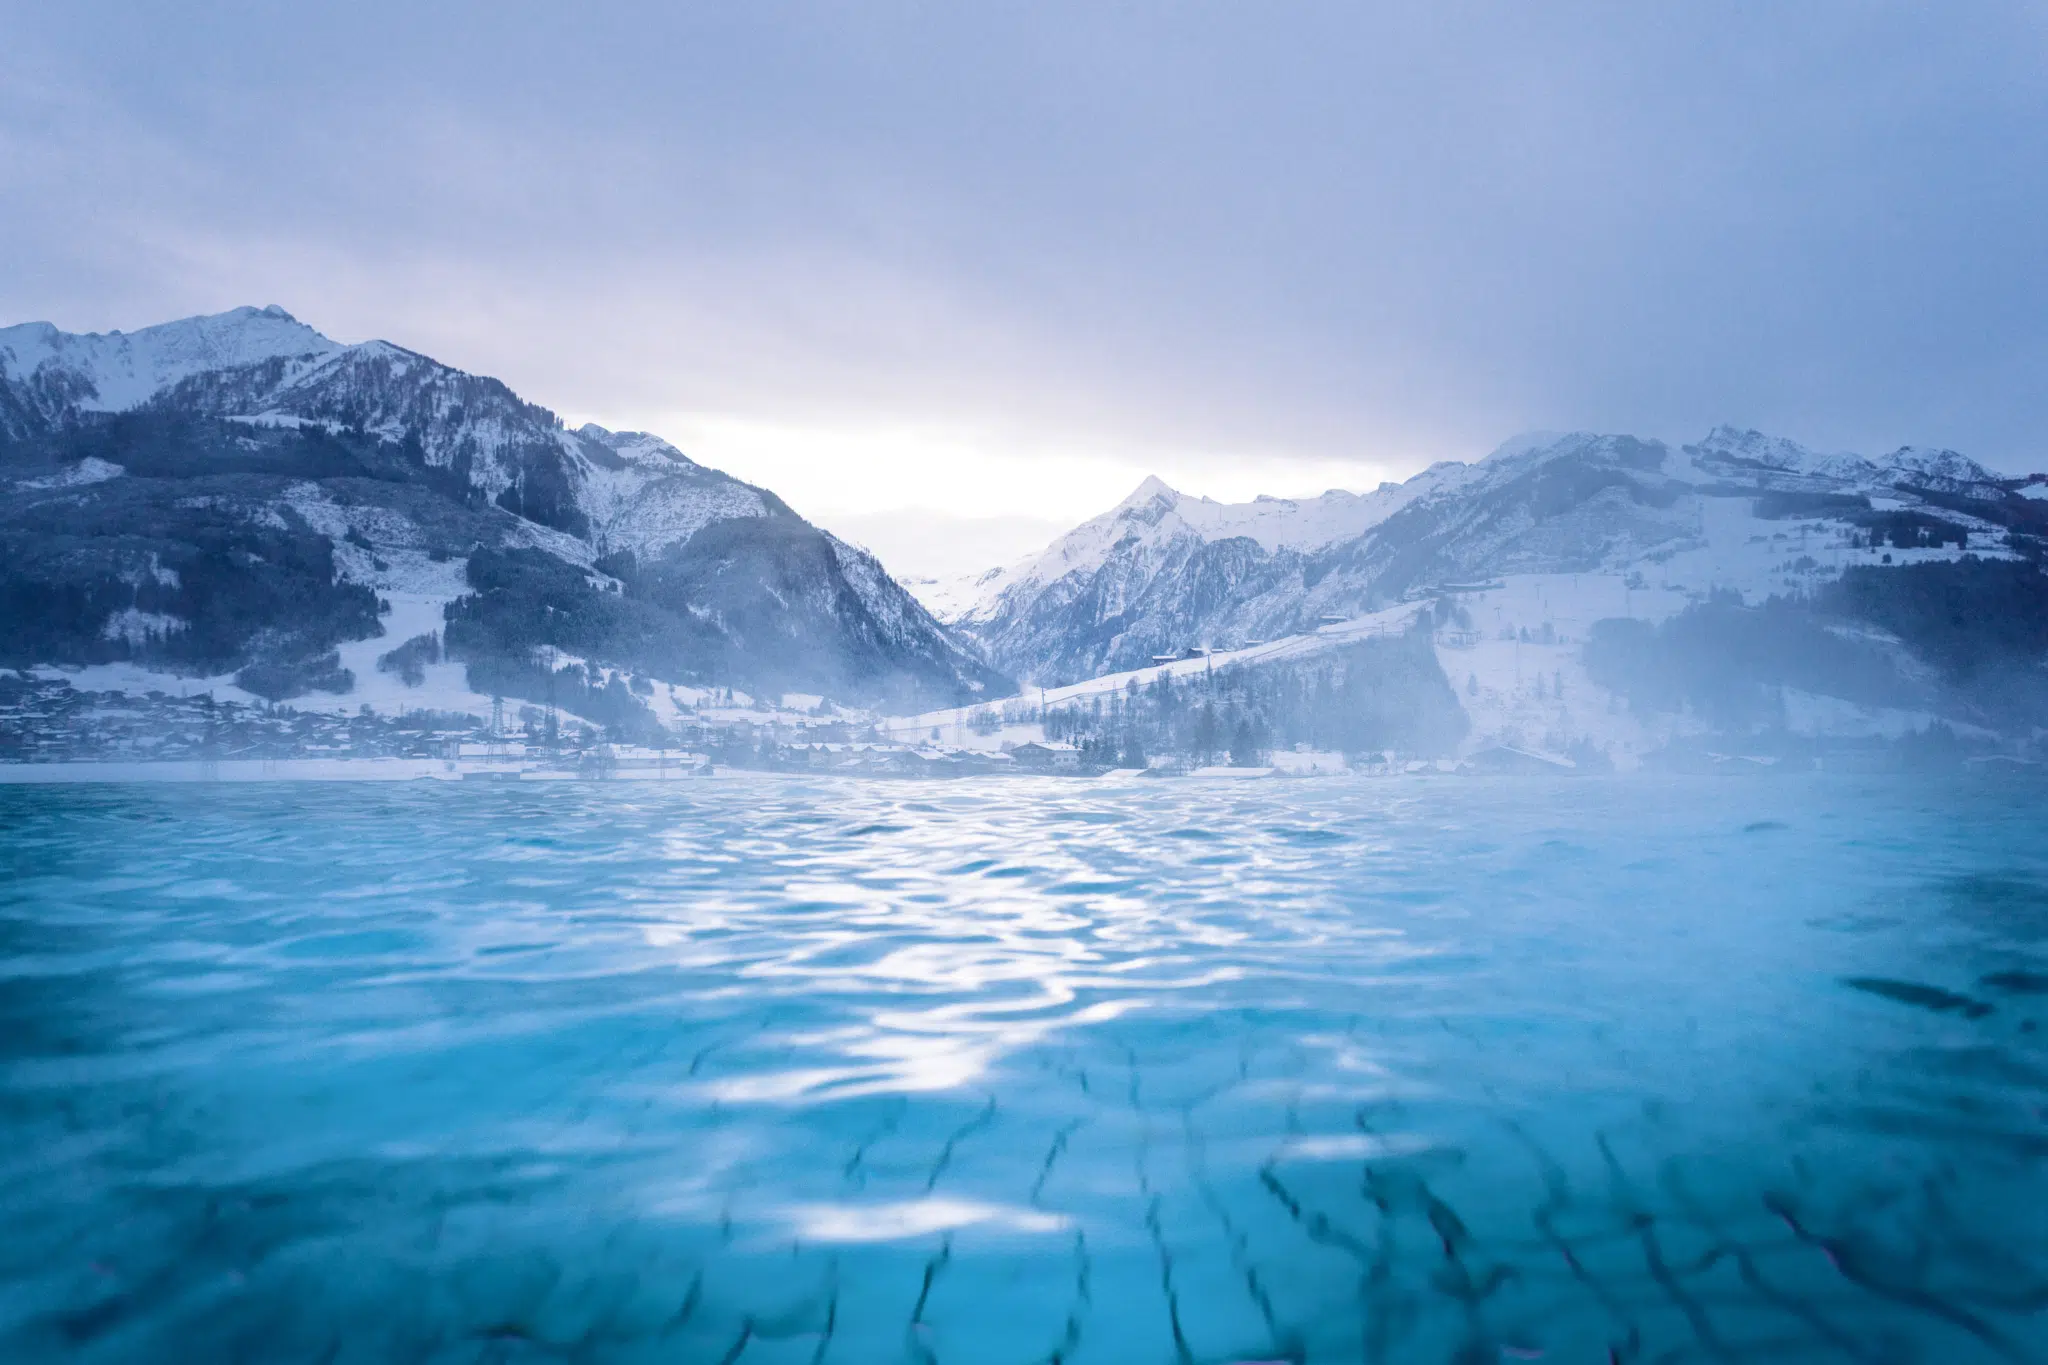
[789,1197,1071,1243]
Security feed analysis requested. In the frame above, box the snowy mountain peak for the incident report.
[1692,425,1836,473]
[1481,431,1563,463]
[944,467,1450,635]
[0,305,343,414]
[577,425,700,470]
[1119,474,1179,507]
[340,338,414,363]
[1684,428,2007,493]
[1875,445,2001,490]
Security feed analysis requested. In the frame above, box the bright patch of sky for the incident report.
[572,409,1409,575]
[5,1,2047,530]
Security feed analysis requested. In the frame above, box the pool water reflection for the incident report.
[2,775,2045,1362]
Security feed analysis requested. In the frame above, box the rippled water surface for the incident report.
[5,776,2048,1363]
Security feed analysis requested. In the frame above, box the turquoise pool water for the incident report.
[2,776,2046,1362]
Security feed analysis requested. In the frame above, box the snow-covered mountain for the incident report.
[0,307,1007,715]
[943,473,1429,617]
[0,306,775,551]
[935,466,1462,675]
[882,426,2048,767]
[948,425,2044,688]
[0,305,341,428]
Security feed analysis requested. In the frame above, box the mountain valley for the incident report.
[6,306,2047,773]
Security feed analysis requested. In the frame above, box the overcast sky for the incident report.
[6,3,2048,572]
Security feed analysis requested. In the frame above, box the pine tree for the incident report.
[1230,717,1261,767]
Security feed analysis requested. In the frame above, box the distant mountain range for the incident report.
[6,304,2046,764]
[930,427,2046,683]
[0,307,1007,721]
[907,426,2048,763]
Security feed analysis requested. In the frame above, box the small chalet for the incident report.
[1010,741,1083,771]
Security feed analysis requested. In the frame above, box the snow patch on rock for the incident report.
[18,456,124,489]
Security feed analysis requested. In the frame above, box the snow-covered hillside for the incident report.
[950,425,2043,689]
[0,307,1007,716]
[902,424,2047,765]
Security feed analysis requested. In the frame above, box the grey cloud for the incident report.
[4,1,2047,478]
